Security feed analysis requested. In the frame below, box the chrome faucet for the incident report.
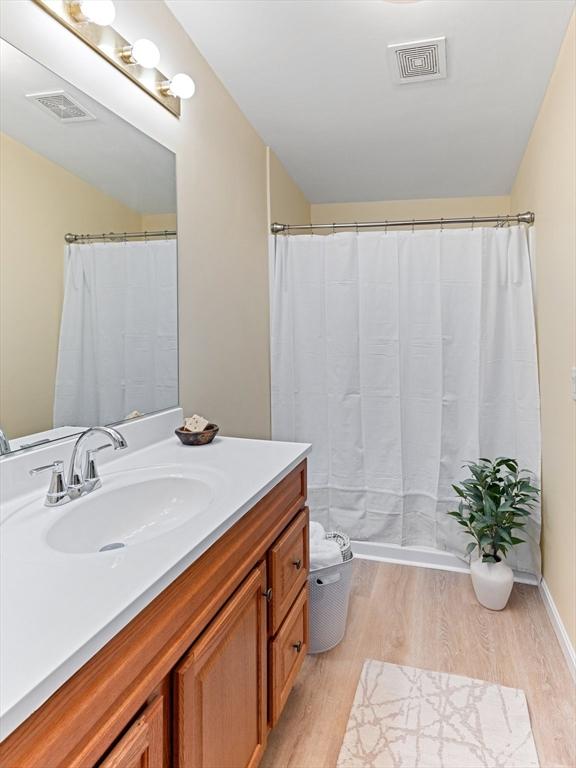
[67,426,127,498]
[30,426,127,507]
[0,427,10,456]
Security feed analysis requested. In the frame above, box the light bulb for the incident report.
[71,0,116,26]
[164,73,196,99]
[122,39,160,69]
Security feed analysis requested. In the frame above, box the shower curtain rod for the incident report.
[64,229,176,243]
[270,211,535,234]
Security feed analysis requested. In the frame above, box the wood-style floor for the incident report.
[262,560,576,768]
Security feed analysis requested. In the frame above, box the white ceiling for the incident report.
[0,39,176,215]
[168,0,575,203]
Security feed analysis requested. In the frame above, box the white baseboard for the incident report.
[539,578,576,681]
[350,540,539,585]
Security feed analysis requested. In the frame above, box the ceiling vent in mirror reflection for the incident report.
[25,91,96,123]
[388,37,447,83]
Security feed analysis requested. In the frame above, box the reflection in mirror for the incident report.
[0,39,178,455]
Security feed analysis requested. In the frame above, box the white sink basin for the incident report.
[45,469,215,554]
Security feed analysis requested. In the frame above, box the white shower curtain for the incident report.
[270,226,541,576]
[54,239,178,428]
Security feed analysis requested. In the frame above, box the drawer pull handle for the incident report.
[292,558,302,570]
[292,641,302,653]
[262,587,273,602]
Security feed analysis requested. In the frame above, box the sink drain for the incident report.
[99,542,126,552]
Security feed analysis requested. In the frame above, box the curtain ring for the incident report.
[440,217,444,233]
[411,219,415,234]
[332,222,336,236]
[385,220,388,235]
[471,216,476,231]
[355,221,359,234]
[144,230,149,242]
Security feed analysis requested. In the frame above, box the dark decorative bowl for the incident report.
[175,424,219,446]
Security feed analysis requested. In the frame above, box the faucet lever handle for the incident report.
[29,460,64,477]
[29,461,69,507]
[84,443,113,487]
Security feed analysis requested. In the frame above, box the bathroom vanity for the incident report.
[0,414,310,768]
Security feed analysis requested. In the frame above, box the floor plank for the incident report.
[262,560,576,768]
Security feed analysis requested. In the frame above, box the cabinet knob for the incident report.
[292,558,302,570]
[262,587,273,603]
[292,641,302,653]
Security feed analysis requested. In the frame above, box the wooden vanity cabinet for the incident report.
[0,461,308,768]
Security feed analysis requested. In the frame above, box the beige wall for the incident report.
[268,149,311,226]
[1,0,271,439]
[0,132,143,440]
[511,14,576,646]
[141,213,178,231]
[311,196,511,228]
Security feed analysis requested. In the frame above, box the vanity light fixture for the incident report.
[160,73,196,100]
[32,0,195,117]
[68,0,116,26]
[120,39,161,69]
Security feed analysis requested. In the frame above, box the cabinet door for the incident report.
[98,696,164,768]
[174,564,267,768]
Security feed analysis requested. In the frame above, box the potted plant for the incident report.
[448,457,540,610]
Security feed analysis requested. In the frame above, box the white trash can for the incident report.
[308,556,354,654]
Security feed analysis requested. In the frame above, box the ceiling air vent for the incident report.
[25,91,96,122]
[388,37,447,83]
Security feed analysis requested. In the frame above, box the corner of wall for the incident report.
[267,149,311,227]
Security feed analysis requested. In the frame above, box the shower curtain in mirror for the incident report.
[270,227,541,576]
[54,239,177,428]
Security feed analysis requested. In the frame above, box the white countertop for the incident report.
[0,430,310,740]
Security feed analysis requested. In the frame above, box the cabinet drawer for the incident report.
[268,508,309,635]
[269,586,308,726]
[97,696,164,768]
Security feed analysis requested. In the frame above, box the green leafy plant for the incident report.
[448,457,540,563]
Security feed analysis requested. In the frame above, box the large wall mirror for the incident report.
[0,39,178,455]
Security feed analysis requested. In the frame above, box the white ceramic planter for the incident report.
[470,557,514,610]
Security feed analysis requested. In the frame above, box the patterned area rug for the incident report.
[337,661,539,768]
